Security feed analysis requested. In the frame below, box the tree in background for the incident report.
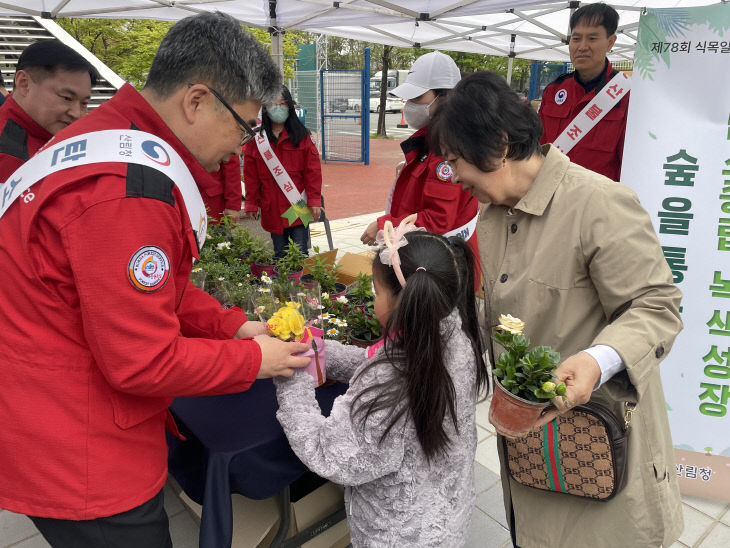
[57,18,305,87]
[58,18,172,88]
[56,18,531,110]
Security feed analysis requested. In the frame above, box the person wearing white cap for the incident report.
[360,51,481,272]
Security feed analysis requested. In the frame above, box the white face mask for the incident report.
[404,96,438,130]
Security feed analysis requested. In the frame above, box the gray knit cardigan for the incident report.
[274,309,478,547]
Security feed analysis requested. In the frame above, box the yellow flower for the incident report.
[266,303,307,341]
[287,313,305,338]
[497,314,525,335]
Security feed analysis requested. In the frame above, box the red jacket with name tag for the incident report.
[0,83,261,520]
[243,128,322,234]
[0,94,52,183]
[539,61,629,182]
[377,126,480,261]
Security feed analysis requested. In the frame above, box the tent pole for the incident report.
[506,33,516,85]
[269,0,284,74]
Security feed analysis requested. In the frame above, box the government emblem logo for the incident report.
[128,245,170,292]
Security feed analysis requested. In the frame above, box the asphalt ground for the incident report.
[320,111,415,220]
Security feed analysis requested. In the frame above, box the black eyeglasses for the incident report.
[189,83,257,146]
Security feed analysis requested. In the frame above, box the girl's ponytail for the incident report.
[351,231,488,461]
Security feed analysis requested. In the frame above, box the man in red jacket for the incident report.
[204,153,243,224]
[539,3,628,181]
[0,13,308,547]
[0,39,95,182]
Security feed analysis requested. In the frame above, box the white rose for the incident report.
[497,314,525,335]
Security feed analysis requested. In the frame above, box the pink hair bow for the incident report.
[375,214,425,287]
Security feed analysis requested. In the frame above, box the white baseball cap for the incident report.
[391,51,461,100]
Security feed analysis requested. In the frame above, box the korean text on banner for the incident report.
[621,4,730,502]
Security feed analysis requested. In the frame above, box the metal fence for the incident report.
[319,54,369,164]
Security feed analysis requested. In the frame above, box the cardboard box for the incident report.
[176,489,280,548]
[303,249,374,289]
[336,252,373,287]
[285,481,350,548]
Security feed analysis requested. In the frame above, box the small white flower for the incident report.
[320,313,331,320]
[261,274,273,284]
[237,282,243,287]
[206,234,212,240]
[327,317,338,324]
[258,287,270,293]
[337,296,348,304]
[317,304,324,310]
[321,292,329,300]
[216,242,231,250]
[256,305,266,313]
[338,320,348,328]
[327,328,339,336]
[192,267,202,273]
[217,276,225,281]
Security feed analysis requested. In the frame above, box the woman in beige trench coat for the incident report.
[430,71,684,548]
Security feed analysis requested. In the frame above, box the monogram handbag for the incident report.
[502,401,635,501]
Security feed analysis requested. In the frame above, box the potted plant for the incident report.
[231,225,256,261]
[302,247,346,296]
[488,314,567,438]
[347,306,383,348]
[249,236,275,278]
[275,237,306,282]
[346,273,374,310]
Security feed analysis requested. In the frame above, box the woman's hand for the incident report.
[223,209,241,223]
[360,221,379,246]
[533,352,601,428]
[309,206,322,221]
[234,321,268,338]
[245,210,260,220]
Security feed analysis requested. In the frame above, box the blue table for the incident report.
[167,379,348,548]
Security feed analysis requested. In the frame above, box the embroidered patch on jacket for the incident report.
[435,161,453,181]
[128,246,170,292]
[555,88,568,105]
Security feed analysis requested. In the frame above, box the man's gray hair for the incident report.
[144,12,281,106]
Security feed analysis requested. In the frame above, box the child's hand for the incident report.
[254,335,310,378]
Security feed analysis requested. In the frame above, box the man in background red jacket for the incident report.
[539,3,629,181]
[204,152,243,223]
[0,39,95,182]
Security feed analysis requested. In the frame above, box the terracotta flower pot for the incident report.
[489,379,550,438]
[348,333,383,349]
[251,262,276,278]
[300,274,318,290]
[273,266,304,283]
[330,283,347,299]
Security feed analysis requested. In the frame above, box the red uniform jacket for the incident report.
[378,126,480,261]
[243,128,321,234]
[0,94,52,182]
[539,60,629,182]
[0,84,260,520]
[204,153,243,223]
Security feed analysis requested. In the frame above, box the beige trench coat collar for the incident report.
[514,144,570,217]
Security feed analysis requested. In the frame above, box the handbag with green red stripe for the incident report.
[503,401,635,501]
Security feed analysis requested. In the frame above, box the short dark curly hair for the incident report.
[429,71,542,173]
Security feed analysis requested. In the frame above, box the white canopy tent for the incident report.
[0,1,724,64]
